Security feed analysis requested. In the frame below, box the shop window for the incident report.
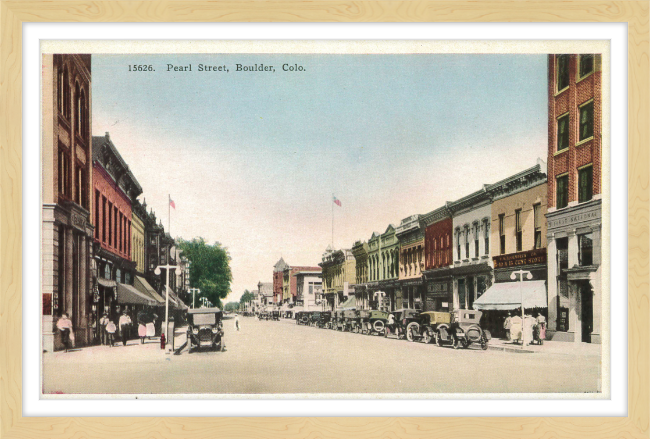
[578,166,593,203]
[464,226,470,259]
[579,101,594,141]
[557,54,570,91]
[579,233,593,266]
[483,220,489,255]
[515,209,522,252]
[94,190,100,239]
[556,175,569,209]
[499,214,505,255]
[533,204,542,249]
[556,237,568,272]
[557,114,569,152]
[579,54,594,78]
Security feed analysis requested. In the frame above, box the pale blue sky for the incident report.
[92,54,548,301]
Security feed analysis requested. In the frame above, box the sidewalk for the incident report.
[488,337,601,356]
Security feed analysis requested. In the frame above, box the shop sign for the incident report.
[71,211,87,231]
[427,282,448,293]
[548,209,600,230]
[493,248,547,269]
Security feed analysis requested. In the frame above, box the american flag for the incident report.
[169,198,176,209]
[333,196,341,207]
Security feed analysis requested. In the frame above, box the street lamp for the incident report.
[154,262,182,352]
[510,269,533,348]
[188,288,201,309]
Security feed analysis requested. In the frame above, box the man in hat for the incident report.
[99,312,109,345]
[118,310,132,346]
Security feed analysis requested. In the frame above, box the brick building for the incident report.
[272,257,289,305]
[42,54,94,351]
[422,207,454,311]
[396,214,427,310]
[545,54,603,344]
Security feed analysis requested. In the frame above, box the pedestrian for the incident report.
[99,313,109,345]
[56,313,74,352]
[503,311,513,341]
[105,319,117,347]
[119,310,132,346]
[234,314,240,331]
[160,332,166,350]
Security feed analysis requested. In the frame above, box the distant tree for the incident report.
[240,289,255,307]
[177,237,232,309]
[224,301,240,312]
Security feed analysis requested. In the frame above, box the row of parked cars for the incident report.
[294,308,491,350]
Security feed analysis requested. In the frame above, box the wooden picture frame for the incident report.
[1,1,647,438]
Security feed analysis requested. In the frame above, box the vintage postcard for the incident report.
[40,40,609,397]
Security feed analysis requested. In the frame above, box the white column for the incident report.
[567,229,579,268]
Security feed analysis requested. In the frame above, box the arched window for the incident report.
[79,88,87,137]
[58,64,70,118]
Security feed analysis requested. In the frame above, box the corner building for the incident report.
[546,54,603,344]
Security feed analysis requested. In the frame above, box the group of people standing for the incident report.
[503,310,546,345]
[95,309,159,348]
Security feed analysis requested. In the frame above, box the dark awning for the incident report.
[116,283,157,306]
[134,276,164,304]
[97,277,117,288]
[473,280,547,311]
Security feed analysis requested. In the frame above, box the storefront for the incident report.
[400,278,424,310]
[450,263,492,311]
[546,198,602,343]
[423,268,453,312]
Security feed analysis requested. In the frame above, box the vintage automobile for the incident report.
[271,310,280,321]
[435,309,491,350]
[358,309,390,335]
[342,310,358,332]
[417,311,452,344]
[385,308,421,341]
[334,310,347,331]
[310,311,321,327]
[186,307,224,352]
[318,311,332,329]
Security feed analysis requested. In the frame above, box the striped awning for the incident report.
[116,283,157,306]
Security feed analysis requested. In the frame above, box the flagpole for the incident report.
[331,193,334,248]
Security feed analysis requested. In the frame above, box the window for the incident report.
[94,190,100,239]
[456,230,461,261]
[57,64,70,118]
[578,166,593,203]
[557,114,570,152]
[579,54,594,77]
[579,233,593,266]
[499,214,506,255]
[464,226,470,259]
[557,54,570,91]
[579,101,594,141]
[102,196,107,243]
[556,175,569,209]
[533,204,542,249]
[474,225,479,258]
[107,202,113,247]
[515,209,522,252]
[75,164,86,208]
[58,148,71,199]
[484,220,490,255]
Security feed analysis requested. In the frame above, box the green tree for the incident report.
[224,302,240,312]
[177,237,232,309]
[240,289,255,307]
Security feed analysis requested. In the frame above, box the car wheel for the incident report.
[453,337,461,349]
[406,322,419,342]
[436,332,444,347]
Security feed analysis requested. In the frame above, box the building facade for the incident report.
[546,53,603,344]
[395,214,426,310]
[272,258,289,305]
[293,270,323,311]
[449,189,493,311]
[422,207,454,312]
[282,265,322,305]
[319,247,356,310]
[351,240,370,309]
[92,133,151,333]
[366,226,400,311]
[42,54,94,351]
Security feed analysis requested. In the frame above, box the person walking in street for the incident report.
[105,319,116,346]
[56,313,74,352]
[234,314,240,331]
[503,312,513,341]
[99,313,109,345]
[119,311,132,346]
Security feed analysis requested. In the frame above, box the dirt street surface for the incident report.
[43,317,601,395]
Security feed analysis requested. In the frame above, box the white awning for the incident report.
[473,280,547,311]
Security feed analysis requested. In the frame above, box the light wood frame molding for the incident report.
[1,2,648,438]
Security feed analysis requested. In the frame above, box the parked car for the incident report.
[418,311,452,344]
[358,309,390,335]
[318,311,332,329]
[385,308,421,341]
[186,307,224,352]
[310,311,321,327]
[271,310,280,321]
[343,310,360,332]
[435,309,491,350]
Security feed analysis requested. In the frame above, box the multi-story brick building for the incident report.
[42,54,94,351]
[351,240,370,309]
[272,257,289,305]
[422,207,454,311]
[545,54,603,344]
[366,225,400,311]
[282,265,322,305]
[92,133,157,330]
[319,247,356,310]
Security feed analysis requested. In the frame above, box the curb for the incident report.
[488,344,535,354]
